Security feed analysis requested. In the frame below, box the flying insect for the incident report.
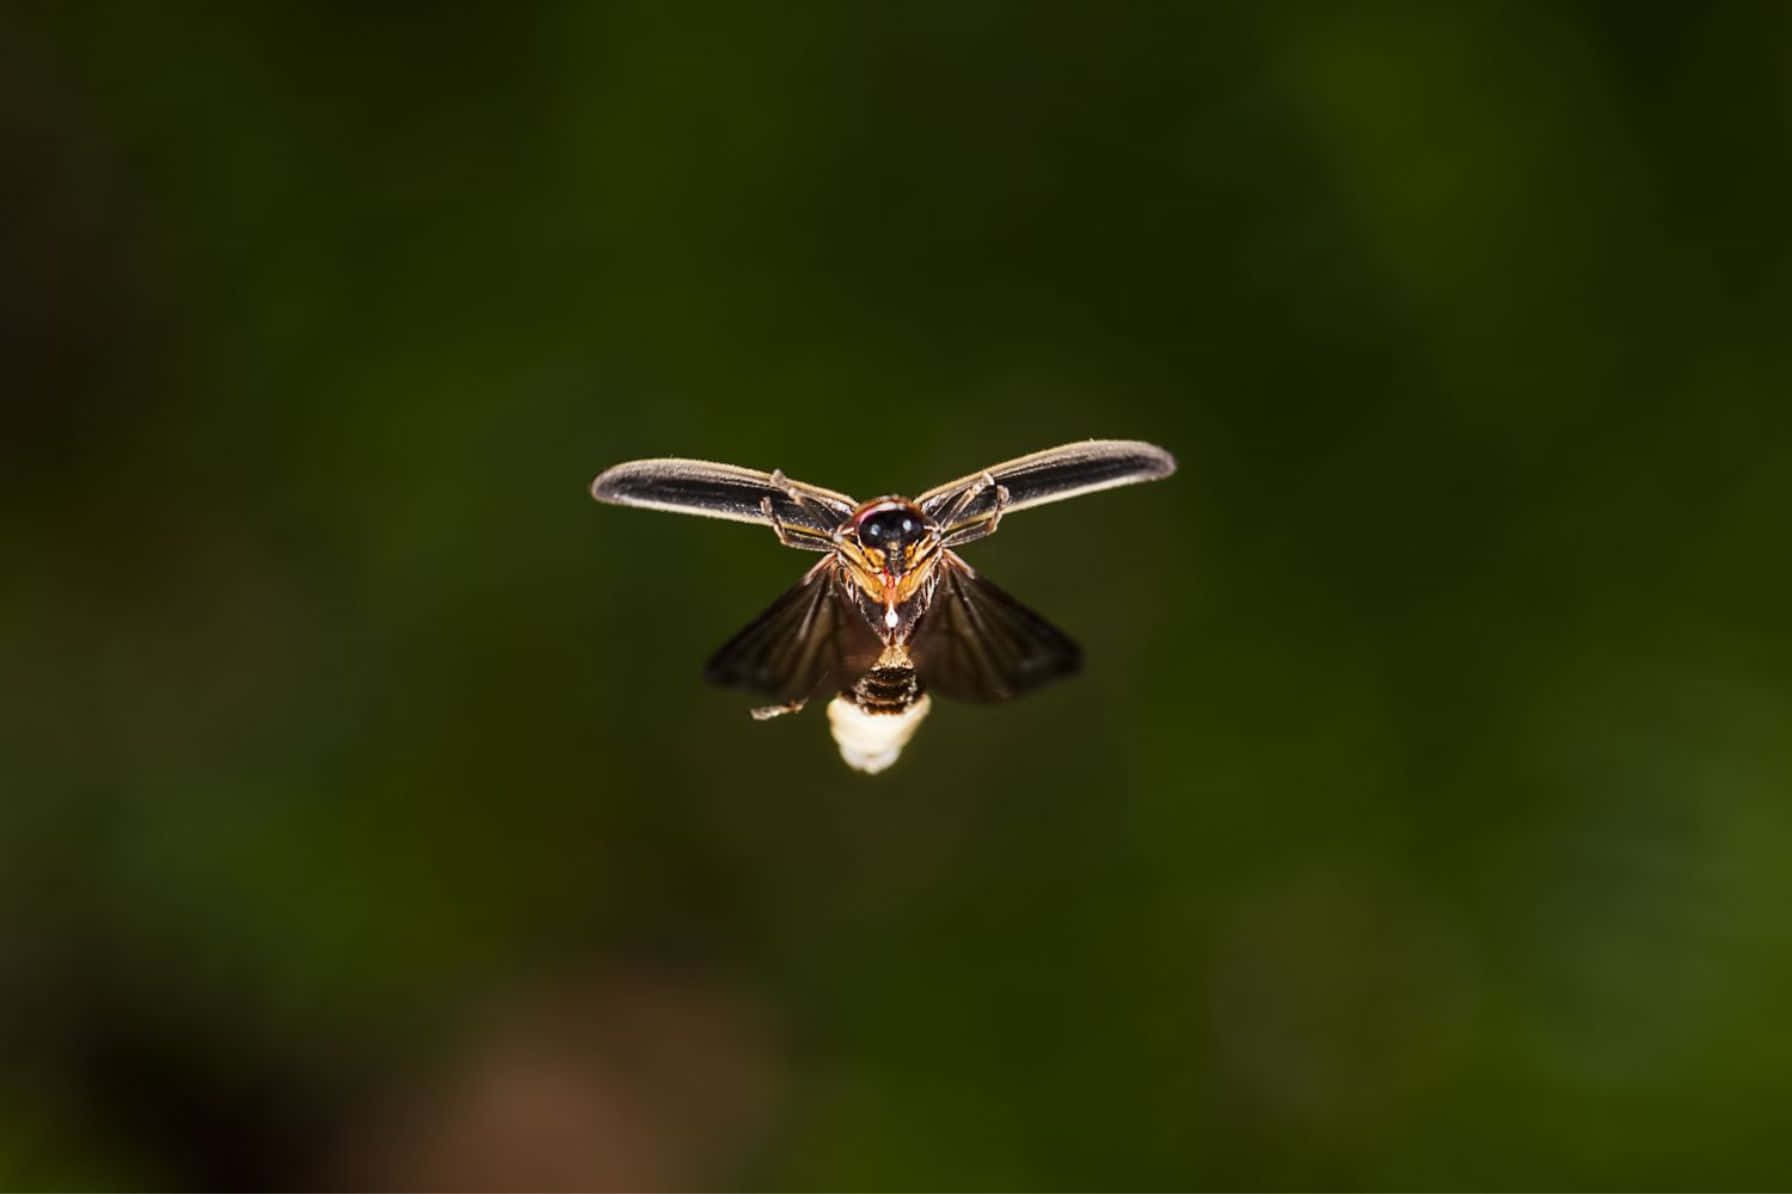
[589,439,1176,772]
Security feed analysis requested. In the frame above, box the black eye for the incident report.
[859,511,924,550]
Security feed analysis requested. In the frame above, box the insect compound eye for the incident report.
[858,508,925,553]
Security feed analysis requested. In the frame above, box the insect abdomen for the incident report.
[826,663,930,774]
[851,665,922,714]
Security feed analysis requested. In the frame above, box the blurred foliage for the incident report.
[3,0,1790,1188]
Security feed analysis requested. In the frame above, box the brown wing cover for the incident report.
[917,439,1176,545]
[590,458,855,550]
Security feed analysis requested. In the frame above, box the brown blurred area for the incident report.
[332,968,781,1192]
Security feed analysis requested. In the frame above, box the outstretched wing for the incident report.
[917,439,1176,546]
[910,553,1081,703]
[591,458,857,551]
[705,559,883,703]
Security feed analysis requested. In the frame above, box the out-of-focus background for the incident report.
[4,1,1790,1188]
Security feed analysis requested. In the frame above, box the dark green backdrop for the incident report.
[5,1,1790,1188]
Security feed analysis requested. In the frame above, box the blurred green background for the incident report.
[4,1,1790,1188]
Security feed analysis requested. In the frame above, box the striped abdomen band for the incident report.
[850,666,922,714]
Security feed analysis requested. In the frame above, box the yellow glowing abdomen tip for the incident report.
[826,693,932,774]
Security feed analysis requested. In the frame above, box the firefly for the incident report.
[589,439,1176,773]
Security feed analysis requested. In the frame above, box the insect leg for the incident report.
[750,698,808,720]
[760,495,799,547]
[983,472,1013,536]
[936,471,988,526]
[939,470,1012,540]
[769,469,819,509]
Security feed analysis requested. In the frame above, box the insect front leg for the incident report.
[939,470,1012,544]
[759,495,800,547]
[935,471,987,526]
[982,471,1013,537]
[769,468,830,513]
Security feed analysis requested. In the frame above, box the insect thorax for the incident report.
[836,555,942,644]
